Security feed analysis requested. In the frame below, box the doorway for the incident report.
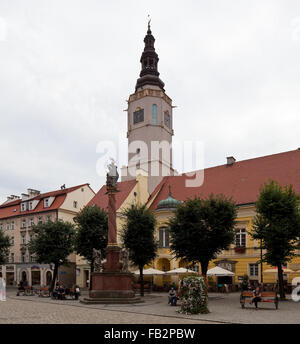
[6,272,14,285]
[84,270,89,287]
[46,271,52,286]
[31,270,41,286]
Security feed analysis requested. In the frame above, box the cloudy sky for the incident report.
[0,0,300,203]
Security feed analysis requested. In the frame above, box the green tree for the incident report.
[251,180,300,299]
[0,230,10,265]
[74,205,108,290]
[121,204,157,296]
[169,195,237,276]
[28,219,75,293]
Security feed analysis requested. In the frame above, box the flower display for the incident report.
[178,275,209,314]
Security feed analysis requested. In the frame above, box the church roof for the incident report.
[88,179,137,211]
[148,149,300,210]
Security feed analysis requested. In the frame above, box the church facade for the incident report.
[78,24,300,290]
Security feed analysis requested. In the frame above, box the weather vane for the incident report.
[147,14,151,29]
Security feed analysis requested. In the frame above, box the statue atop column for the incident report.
[106,159,119,192]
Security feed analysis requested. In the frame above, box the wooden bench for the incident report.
[240,291,279,309]
[39,287,50,297]
[17,286,35,296]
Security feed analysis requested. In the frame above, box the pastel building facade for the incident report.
[0,184,95,287]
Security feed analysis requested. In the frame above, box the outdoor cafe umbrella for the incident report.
[165,267,195,275]
[133,268,165,275]
[206,266,235,276]
[133,268,165,287]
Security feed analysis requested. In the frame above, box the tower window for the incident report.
[133,109,144,124]
[164,112,171,128]
[152,104,157,124]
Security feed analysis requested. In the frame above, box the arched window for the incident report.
[152,104,157,124]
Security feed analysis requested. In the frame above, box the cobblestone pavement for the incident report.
[1,289,300,324]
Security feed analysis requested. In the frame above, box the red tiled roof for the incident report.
[0,183,90,219]
[88,179,137,211]
[148,149,300,210]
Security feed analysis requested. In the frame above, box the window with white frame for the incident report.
[29,218,34,227]
[21,203,26,211]
[11,221,14,230]
[73,201,78,208]
[46,215,51,222]
[249,263,259,277]
[38,217,42,224]
[21,219,26,228]
[29,201,33,210]
[6,223,10,230]
[10,236,14,246]
[21,235,26,244]
[44,198,49,207]
[30,254,36,263]
[235,228,246,247]
[21,252,26,263]
[159,227,170,248]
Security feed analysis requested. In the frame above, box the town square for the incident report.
[1,0,300,331]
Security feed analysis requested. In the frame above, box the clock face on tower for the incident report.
[164,112,170,128]
[133,109,144,124]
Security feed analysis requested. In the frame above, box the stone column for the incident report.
[103,189,122,272]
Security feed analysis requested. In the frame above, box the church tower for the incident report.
[121,22,175,194]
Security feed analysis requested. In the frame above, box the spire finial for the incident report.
[147,14,151,32]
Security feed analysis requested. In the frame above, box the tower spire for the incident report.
[135,20,165,91]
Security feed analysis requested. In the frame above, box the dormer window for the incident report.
[21,203,26,212]
[29,201,33,210]
[44,198,49,208]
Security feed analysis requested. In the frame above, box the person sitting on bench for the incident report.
[251,286,262,308]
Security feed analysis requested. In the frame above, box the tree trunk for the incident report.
[201,261,209,277]
[50,263,59,294]
[90,259,94,291]
[277,263,285,300]
[139,266,144,297]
